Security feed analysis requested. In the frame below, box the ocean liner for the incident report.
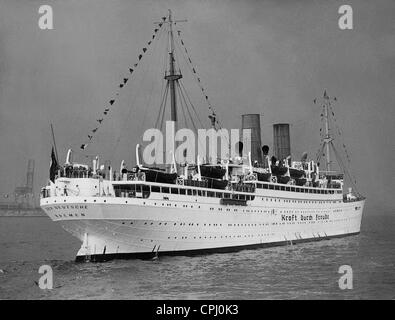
[40,11,365,262]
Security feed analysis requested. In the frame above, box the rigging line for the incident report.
[316,104,325,157]
[177,80,208,157]
[159,24,170,101]
[177,81,199,134]
[178,81,205,129]
[143,25,169,142]
[138,27,168,139]
[154,82,169,129]
[175,40,208,102]
[178,82,210,162]
[316,143,325,164]
[331,142,360,194]
[176,82,189,129]
[177,81,210,152]
[83,25,167,152]
[332,136,356,183]
[328,103,351,162]
[111,26,166,155]
[174,36,222,129]
[159,82,170,133]
[177,81,207,157]
[177,43,220,130]
[174,38,227,134]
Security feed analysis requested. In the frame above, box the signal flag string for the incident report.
[79,16,167,151]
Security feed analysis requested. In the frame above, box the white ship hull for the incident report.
[40,189,364,262]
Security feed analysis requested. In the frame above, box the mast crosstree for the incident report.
[156,9,187,128]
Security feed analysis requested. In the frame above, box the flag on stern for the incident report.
[49,147,58,183]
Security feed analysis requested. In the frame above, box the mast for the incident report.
[164,9,183,128]
[323,90,332,171]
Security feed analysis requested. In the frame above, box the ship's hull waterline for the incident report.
[40,196,364,262]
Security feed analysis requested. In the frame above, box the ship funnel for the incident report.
[273,123,291,161]
[242,114,262,163]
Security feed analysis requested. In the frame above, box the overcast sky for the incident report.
[0,0,394,211]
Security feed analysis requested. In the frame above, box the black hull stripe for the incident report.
[75,231,360,263]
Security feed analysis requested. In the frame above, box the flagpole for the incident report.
[50,123,59,162]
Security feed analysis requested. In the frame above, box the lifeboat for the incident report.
[276,176,291,184]
[289,168,305,179]
[205,177,229,190]
[135,167,178,184]
[271,165,288,176]
[295,178,307,186]
[254,171,271,182]
[199,165,226,179]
